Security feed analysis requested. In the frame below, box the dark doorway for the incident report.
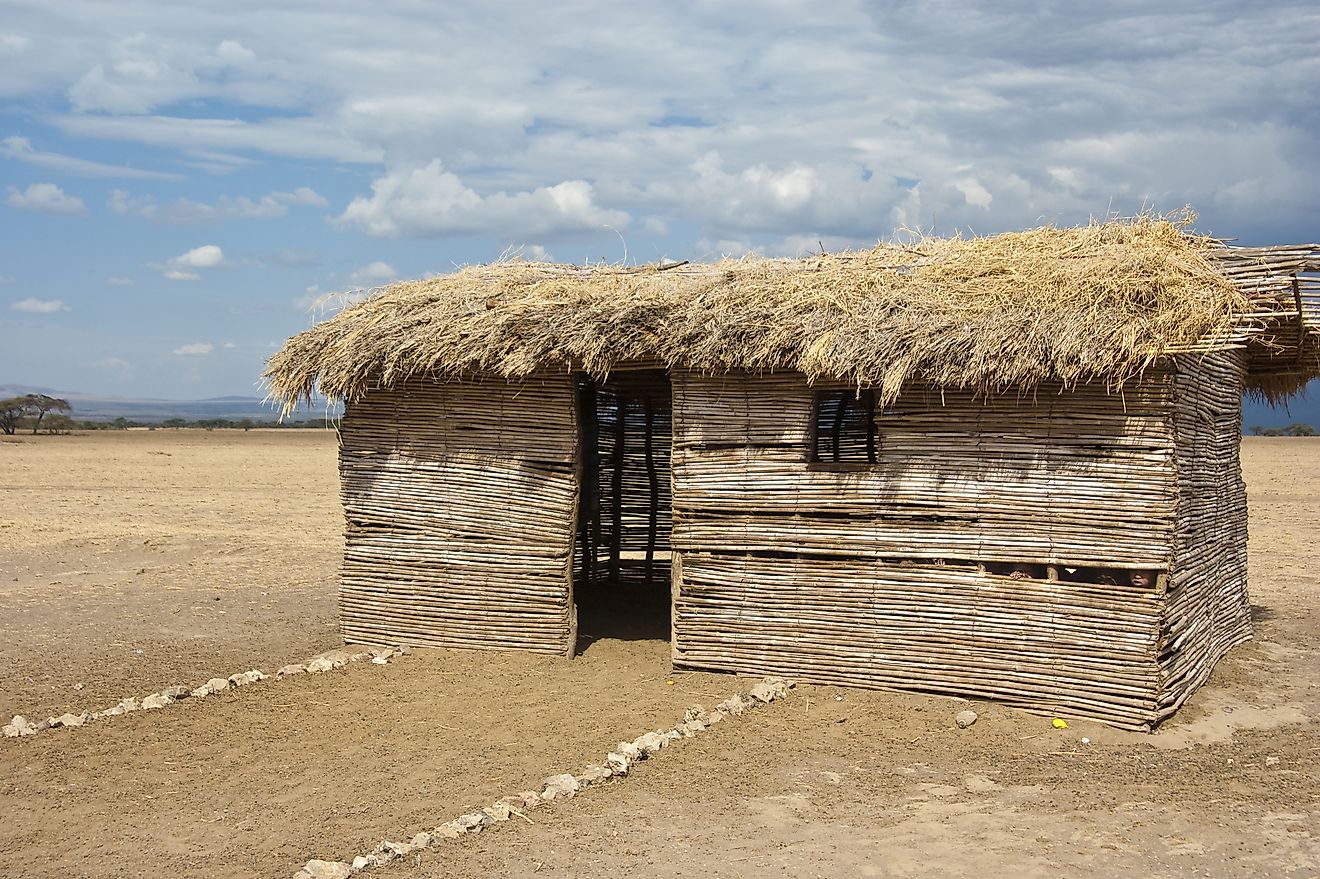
[573,370,673,648]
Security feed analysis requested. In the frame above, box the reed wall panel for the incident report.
[1157,351,1252,717]
[338,376,577,654]
[670,370,1180,728]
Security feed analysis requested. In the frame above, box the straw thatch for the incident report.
[265,215,1320,412]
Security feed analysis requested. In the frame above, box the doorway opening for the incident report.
[573,370,673,648]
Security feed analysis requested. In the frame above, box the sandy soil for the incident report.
[0,431,1316,878]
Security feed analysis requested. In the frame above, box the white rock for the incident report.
[227,669,266,687]
[51,711,92,728]
[141,693,174,711]
[117,697,141,712]
[577,765,612,786]
[718,697,747,716]
[485,801,512,822]
[410,831,433,848]
[277,663,307,677]
[750,678,790,703]
[4,715,37,738]
[361,841,406,867]
[350,855,370,872]
[633,731,666,756]
[300,860,351,879]
[618,741,642,760]
[513,790,543,809]
[160,685,191,700]
[540,774,581,800]
[453,811,491,831]
[432,823,462,840]
[314,649,354,668]
[606,752,631,775]
[305,657,336,673]
[193,678,229,698]
[955,710,978,729]
[1266,756,1280,767]
[370,656,389,665]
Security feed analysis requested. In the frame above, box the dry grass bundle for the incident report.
[265,214,1310,411]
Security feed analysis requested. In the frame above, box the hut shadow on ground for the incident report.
[1249,603,1276,622]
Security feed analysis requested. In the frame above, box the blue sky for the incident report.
[1,0,1318,400]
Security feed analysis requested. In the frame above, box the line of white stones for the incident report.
[294,676,795,879]
[2,644,407,739]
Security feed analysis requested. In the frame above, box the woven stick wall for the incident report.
[1158,350,1251,717]
[670,369,1183,730]
[337,376,578,654]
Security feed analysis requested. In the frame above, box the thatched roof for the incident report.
[266,216,1320,410]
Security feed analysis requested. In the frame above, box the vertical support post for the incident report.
[863,389,878,463]
[579,381,597,585]
[644,392,658,583]
[610,390,625,582]
[829,393,847,462]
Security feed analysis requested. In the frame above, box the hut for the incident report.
[266,217,1320,730]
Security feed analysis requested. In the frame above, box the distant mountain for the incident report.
[0,385,339,423]
[4,382,1315,429]
[1244,394,1320,431]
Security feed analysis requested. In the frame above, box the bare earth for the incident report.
[0,430,1316,878]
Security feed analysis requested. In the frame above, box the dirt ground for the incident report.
[0,430,1316,878]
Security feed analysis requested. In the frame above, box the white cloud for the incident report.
[175,244,225,268]
[153,244,225,280]
[12,297,71,314]
[68,34,201,114]
[95,357,133,378]
[348,261,397,284]
[6,183,88,216]
[1,136,181,180]
[107,276,134,286]
[110,187,328,224]
[222,341,236,349]
[0,34,30,54]
[56,115,383,165]
[953,178,994,209]
[215,40,255,65]
[277,187,328,207]
[340,161,629,238]
[172,342,214,355]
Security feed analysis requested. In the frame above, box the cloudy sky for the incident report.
[1,0,1317,399]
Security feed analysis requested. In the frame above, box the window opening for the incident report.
[810,389,878,465]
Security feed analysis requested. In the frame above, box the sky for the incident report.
[1,0,1318,400]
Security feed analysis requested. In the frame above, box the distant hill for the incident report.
[4,381,1315,430]
[0,384,339,423]
[1244,389,1319,432]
